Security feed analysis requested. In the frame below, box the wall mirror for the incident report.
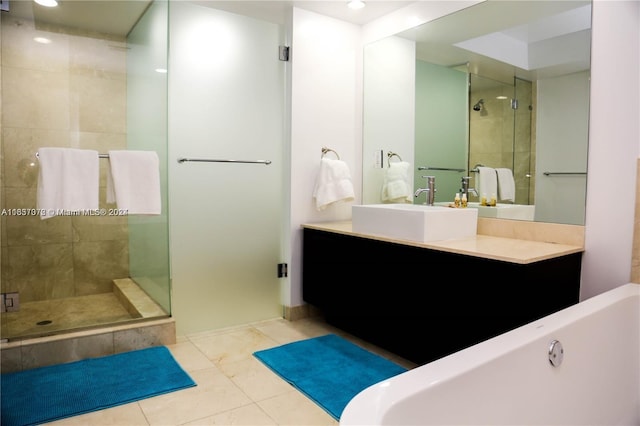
[362,1,591,225]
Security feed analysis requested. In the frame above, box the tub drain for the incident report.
[36,320,52,326]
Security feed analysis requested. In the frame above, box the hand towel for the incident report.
[36,147,99,220]
[496,167,516,202]
[313,158,355,211]
[381,161,411,203]
[107,150,161,215]
[475,166,498,200]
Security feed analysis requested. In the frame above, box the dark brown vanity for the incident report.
[302,221,583,365]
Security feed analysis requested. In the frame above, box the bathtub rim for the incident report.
[340,282,640,425]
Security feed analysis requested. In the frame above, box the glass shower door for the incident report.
[168,2,285,334]
[513,77,533,205]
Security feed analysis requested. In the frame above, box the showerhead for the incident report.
[473,99,484,111]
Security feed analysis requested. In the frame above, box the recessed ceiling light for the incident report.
[347,0,365,10]
[34,36,52,44]
[496,96,508,100]
[35,0,58,7]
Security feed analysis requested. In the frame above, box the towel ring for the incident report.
[387,152,403,167]
[321,147,340,160]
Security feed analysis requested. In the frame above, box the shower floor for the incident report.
[1,279,167,341]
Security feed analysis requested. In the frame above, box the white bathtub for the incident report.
[341,283,640,425]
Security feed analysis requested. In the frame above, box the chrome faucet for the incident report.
[460,176,478,199]
[415,175,436,205]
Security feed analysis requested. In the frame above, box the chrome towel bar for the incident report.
[418,166,465,173]
[177,158,271,165]
[36,152,110,159]
[543,172,586,176]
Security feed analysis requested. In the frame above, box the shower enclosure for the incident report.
[0,0,171,341]
[468,73,534,206]
[1,0,286,341]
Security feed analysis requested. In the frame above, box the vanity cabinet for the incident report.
[302,227,582,365]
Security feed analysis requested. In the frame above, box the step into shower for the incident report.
[113,278,167,319]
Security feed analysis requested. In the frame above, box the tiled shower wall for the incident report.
[0,16,129,302]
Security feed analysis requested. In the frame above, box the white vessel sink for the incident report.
[352,204,478,243]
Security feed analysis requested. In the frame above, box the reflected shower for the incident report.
[473,99,484,111]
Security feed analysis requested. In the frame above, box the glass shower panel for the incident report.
[0,0,170,340]
[168,2,284,333]
[126,0,171,314]
[513,77,533,205]
[534,71,589,225]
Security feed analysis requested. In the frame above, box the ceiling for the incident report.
[396,0,591,82]
[3,0,414,37]
[4,0,590,83]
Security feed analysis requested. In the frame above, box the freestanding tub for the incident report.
[341,283,640,425]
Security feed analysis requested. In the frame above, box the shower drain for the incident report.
[36,320,53,326]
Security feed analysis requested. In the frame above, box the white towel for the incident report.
[381,161,411,203]
[36,147,99,220]
[107,150,161,215]
[313,158,355,211]
[496,168,516,202]
[475,166,498,200]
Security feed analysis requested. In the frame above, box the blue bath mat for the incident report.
[1,346,196,426]
[253,334,407,420]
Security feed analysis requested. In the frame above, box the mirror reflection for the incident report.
[362,1,591,225]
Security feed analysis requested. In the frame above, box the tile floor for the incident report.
[45,316,417,426]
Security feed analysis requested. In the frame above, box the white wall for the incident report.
[287,8,362,306]
[581,0,640,300]
[362,36,416,204]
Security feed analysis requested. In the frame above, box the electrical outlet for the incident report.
[374,150,383,168]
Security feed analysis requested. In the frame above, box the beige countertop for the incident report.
[302,221,584,264]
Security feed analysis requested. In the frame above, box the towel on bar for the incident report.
[496,168,516,202]
[381,161,412,203]
[475,166,498,200]
[36,147,100,220]
[313,158,355,210]
[107,150,161,215]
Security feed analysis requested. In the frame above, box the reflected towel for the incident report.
[36,147,99,220]
[496,168,516,202]
[313,158,355,211]
[475,166,498,199]
[107,150,161,215]
[381,161,411,203]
